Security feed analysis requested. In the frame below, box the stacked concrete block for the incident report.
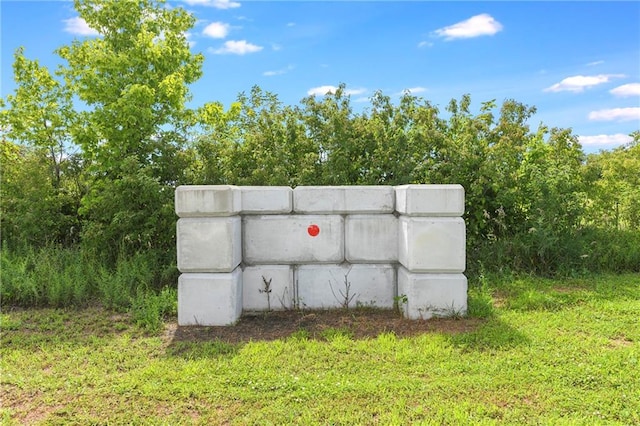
[395,184,467,319]
[345,214,398,263]
[176,186,243,325]
[176,184,467,325]
[296,264,395,309]
[293,186,394,213]
[178,270,242,326]
[241,186,292,214]
[243,215,344,264]
[242,265,294,311]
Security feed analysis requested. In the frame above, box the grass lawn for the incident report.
[1,273,639,425]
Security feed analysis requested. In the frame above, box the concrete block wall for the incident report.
[176,184,466,325]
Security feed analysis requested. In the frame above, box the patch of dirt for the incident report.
[165,309,484,345]
[607,336,634,348]
[0,386,62,426]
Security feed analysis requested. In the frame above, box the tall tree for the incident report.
[0,48,76,188]
[53,0,204,260]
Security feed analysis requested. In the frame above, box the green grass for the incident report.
[2,274,639,425]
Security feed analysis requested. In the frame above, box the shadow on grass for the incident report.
[163,308,494,359]
[446,317,531,351]
[0,306,142,350]
[490,273,640,312]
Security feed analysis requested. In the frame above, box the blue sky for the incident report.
[2,1,639,153]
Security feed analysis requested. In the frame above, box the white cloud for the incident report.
[203,22,230,38]
[183,0,240,9]
[588,107,640,122]
[610,83,640,97]
[417,41,433,48]
[307,86,366,96]
[271,43,283,51]
[263,65,294,77]
[286,22,296,27]
[184,32,196,48]
[544,74,625,93]
[210,40,262,55]
[63,17,99,36]
[404,87,427,94]
[587,60,604,66]
[578,133,633,147]
[433,13,503,40]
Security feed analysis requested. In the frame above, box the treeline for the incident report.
[1,1,639,314]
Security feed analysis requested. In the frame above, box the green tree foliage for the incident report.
[55,0,203,262]
[0,50,83,249]
[583,132,640,230]
[2,0,638,287]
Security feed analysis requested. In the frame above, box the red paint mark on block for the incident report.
[307,224,320,237]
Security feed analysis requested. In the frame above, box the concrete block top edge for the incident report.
[293,185,395,213]
[240,186,293,214]
[175,185,241,217]
[395,184,465,216]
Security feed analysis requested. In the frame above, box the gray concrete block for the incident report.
[177,217,242,272]
[240,186,292,214]
[395,184,465,217]
[296,264,395,309]
[293,186,394,214]
[397,268,467,319]
[398,216,466,273]
[175,185,241,217]
[345,214,398,262]
[243,265,294,311]
[178,269,243,326]
[243,215,344,264]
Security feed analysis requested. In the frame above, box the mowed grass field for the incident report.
[1,274,639,425]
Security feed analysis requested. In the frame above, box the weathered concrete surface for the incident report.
[296,264,395,309]
[178,269,243,326]
[398,216,466,273]
[175,185,241,217]
[177,217,242,273]
[176,184,467,322]
[395,184,465,217]
[240,186,292,214]
[242,265,294,311]
[243,215,344,264]
[345,214,398,263]
[293,186,394,214]
[397,268,468,319]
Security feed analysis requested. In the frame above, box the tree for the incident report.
[53,0,204,261]
[0,50,83,249]
[0,48,77,188]
[584,131,640,230]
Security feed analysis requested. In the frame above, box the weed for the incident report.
[329,274,357,309]
[393,294,408,313]
[259,276,273,312]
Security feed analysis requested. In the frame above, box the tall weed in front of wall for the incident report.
[0,246,97,307]
[1,246,177,332]
[469,225,640,278]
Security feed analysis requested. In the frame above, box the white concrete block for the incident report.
[243,215,344,264]
[175,185,241,217]
[395,185,465,217]
[398,216,465,273]
[240,186,292,214]
[178,269,243,326]
[345,215,398,263]
[397,268,467,319]
[296,264,395,309]
[293,186,394,214]
[177,217,241,273]
[243,266,294,311]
